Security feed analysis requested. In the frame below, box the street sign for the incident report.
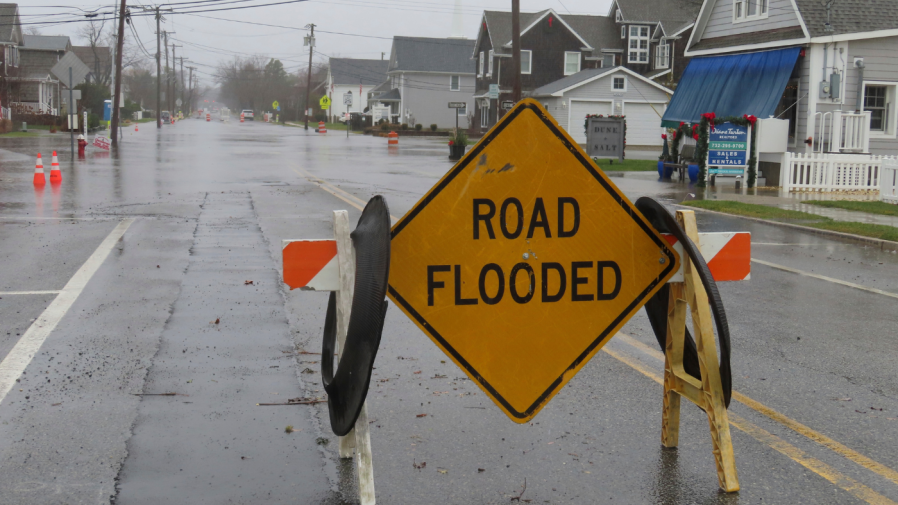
[92,135,111,151]
[707,122,750,174]
[320,95,331,110]
[501,100,514,110]
[586,117,625,160]
[272,100,279,109]
[343,93,353,106]
[388,99,679,423]
[488,84,499,99]
[448,101,466,109]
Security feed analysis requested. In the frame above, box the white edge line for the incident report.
[0,218,135,405]
[751,258,898,300]
[0,291,62,295]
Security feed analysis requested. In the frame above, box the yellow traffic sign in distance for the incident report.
[388,99,679,423]
[319,95,331,110]
[272,100,279,109]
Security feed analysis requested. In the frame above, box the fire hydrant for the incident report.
[77,134,88,158]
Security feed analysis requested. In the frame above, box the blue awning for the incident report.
[661,47,800,128]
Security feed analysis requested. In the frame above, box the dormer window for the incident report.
[615,9,622,22]
[734,0,768,22]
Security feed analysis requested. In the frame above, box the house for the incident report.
[369,36,476,129]
[72,45,112,86]
[323,58,388,122]
[17,35,72,114]
[663,0,898,157]
[532,66,673,146]
[0,3,22,117]
[607,0,703,85]
[472,9,614,130]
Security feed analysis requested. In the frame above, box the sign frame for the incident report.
[585,116,625,160]
[387,99,679,422]
[705,122,752,178]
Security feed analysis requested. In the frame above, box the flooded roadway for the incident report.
[0,119,895,504]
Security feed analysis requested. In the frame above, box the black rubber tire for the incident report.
[635,197,732,408]
[321,196,392,435]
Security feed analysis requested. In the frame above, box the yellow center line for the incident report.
[295,166,898,499]
[603,346,898,505]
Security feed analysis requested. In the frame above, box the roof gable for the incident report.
[615,0,702,34]
[516,9,594,49]
[532,65,674,96]
[0,4,22,43]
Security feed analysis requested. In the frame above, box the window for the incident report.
[481,103,489,127]
[458,105,467,116]
[655,43,670,69]
[521,50,532,74]
[488,50,494,76]
[450,75,460,91]
[864,85,890,132]
[612,76,626,91]
[615,9,623,22]
[479,51,484,77]
[603,54,616,68]
[621,26,626,39]
[628,26,649,63]
[564,51,580,75]
[734,0,768,21]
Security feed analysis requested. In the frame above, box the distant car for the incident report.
[160,111,171,123]
[241,110,254,121]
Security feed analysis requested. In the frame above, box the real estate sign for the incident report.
[586,117,625,160]
[707,122,750,175]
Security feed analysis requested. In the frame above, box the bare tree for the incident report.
[78,19,112,87]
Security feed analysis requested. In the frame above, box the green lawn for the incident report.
[681,199,898,242]
[803,200,898,217]
[592,158,660,172]
[0,131,42,137]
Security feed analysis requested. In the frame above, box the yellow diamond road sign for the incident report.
[388,99,680,423]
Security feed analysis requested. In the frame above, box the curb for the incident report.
[675,204,898,252]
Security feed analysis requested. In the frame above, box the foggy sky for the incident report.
[22,0,615,87]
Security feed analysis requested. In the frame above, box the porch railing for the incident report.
[813,110,871,153]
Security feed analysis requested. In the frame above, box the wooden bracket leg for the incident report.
[661,291,687,449]
[676,209,740,493]
[661,363,681,449]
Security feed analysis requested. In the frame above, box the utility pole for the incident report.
[170,44,180,113]
[163,31,170,116]
[303,23,315,130]
[187,66,196,113]
[155,7,162,128]
[511,0,522,102]
[111,0,127,146]
[179,56,185,112]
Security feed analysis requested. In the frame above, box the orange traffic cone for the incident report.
[135,124,139,132]
[240,112,245,123]
[49,151,62,183]
[33,153,46,186]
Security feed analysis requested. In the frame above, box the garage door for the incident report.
[569,101,612,145]
[623,102,666,147]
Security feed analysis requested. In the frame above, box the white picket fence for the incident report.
[882,162,898,204]
[783,152,897,192]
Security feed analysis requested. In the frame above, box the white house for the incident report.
[323,58,389,122]
[532,66,672,147]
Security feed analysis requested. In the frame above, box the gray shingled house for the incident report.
[664,0,898,157]
[369,36,476,129]
[17,35,72,114]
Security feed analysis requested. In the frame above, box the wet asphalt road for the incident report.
[0,119,896,504]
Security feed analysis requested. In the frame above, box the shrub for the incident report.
[0,119,11,134]
[415,123,423,131]
[430,124,438,132]
[379,122,390,131]
[49,125,58,133]
[400,123,409,130]
[88,113,100,129]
